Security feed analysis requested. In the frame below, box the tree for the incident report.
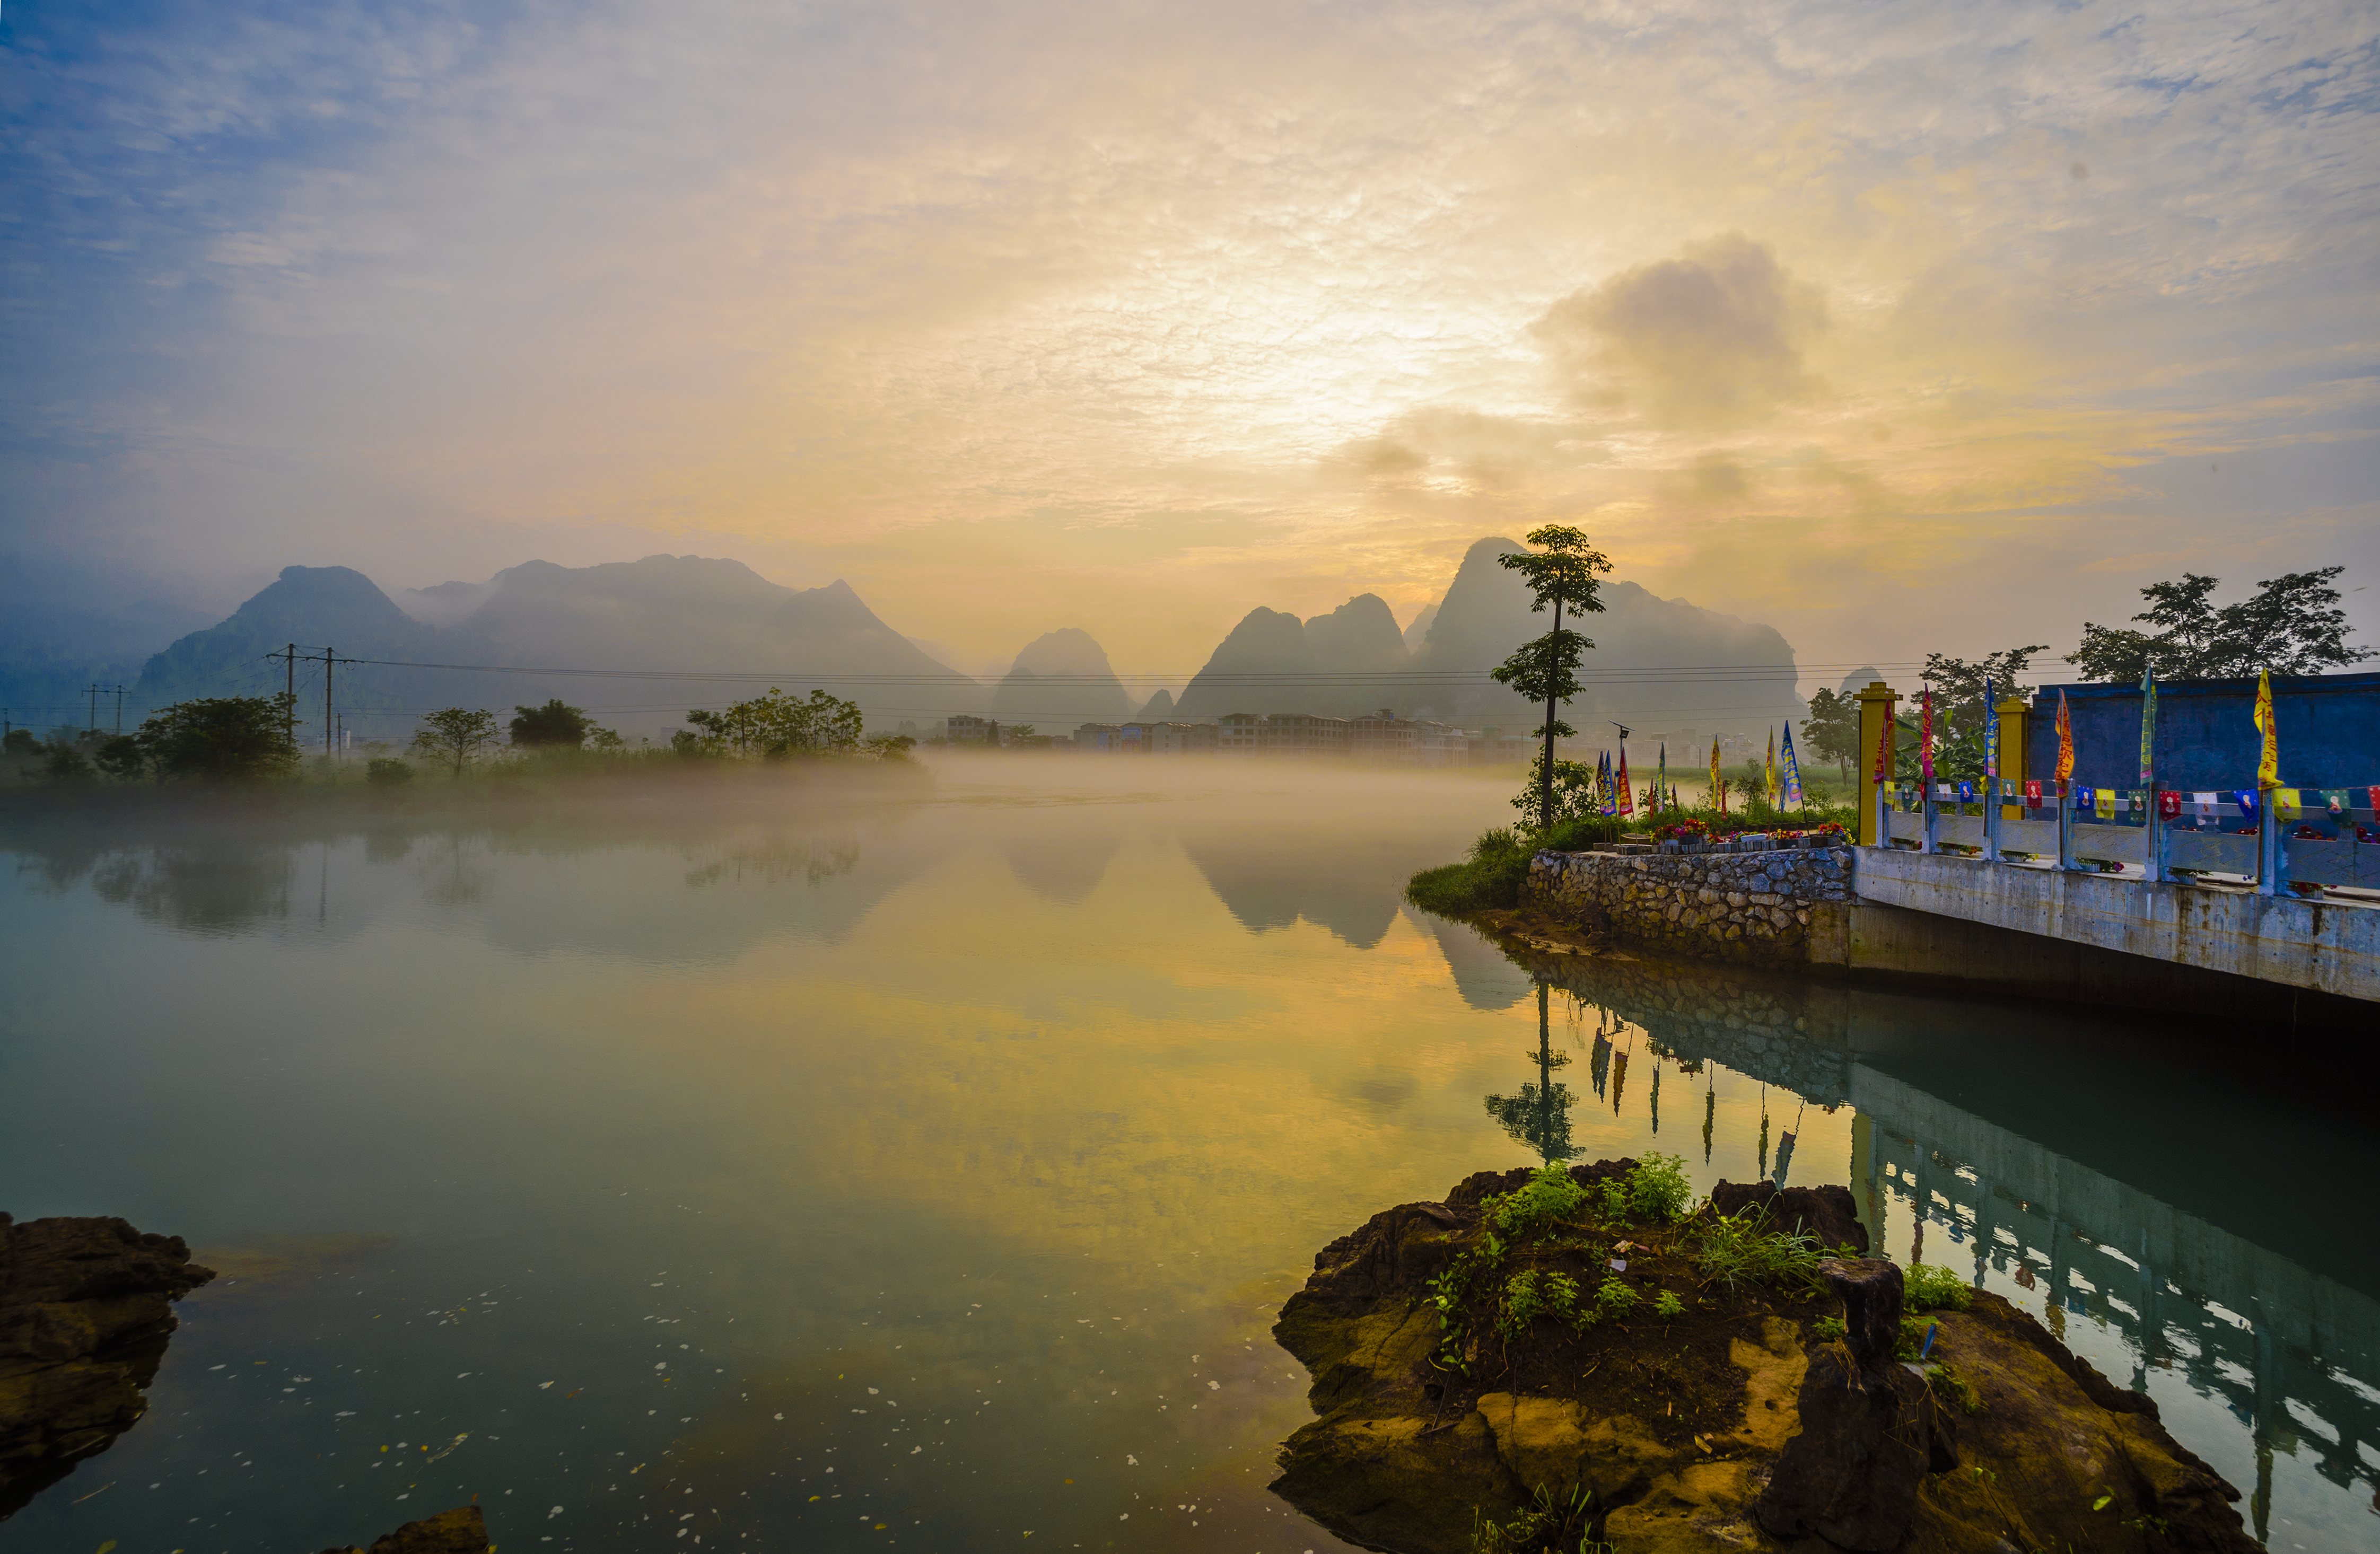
[1493,526,1613,830]
[43,741,93,782]
[1799,688,1859,780]
[409,708,504,777]
[135,694,301,781]
[1507,754,1598,826]
[509,698,593,748]
[2069,568,2369,681]
[94,734,146,781]
[1910,645,2046,780]
[683,687,865,757]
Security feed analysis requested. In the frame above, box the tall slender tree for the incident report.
[1491,526,1612,830]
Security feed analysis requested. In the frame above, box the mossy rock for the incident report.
[1268,1167,2259,1554]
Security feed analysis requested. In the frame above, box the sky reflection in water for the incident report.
[0,759,2372,1553]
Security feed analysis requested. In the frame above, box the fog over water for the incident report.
[0,758,2372,1552]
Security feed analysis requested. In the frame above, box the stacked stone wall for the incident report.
[1522,846,1855,970]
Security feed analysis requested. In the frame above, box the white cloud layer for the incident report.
[2,0,2375,676]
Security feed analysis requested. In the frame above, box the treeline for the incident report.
[2,687,913,789]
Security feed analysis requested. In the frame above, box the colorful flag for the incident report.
[2054,690,2073,783]
[2024,779,2043,807]
[1658,744,1668,811]
[1764,728,1778,806]
[1711,737,1724,813]
[2235,789,2259,822]
[1983,677,1998,779]
[1779,725,1804,807]
[2095,788,2115,820]
[1616,746,1633,817]
[1918,687,1934,786]
[2275,789,2302,821]
[1871,693,1892,783]
[2138,665,2157,786]
[2158,791,2181,820]
[2253,669,2279,789]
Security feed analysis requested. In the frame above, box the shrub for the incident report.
[1653,1290,1685,1321]
[1598,1153,1691,1225]
[1903,1263,1972,1313]
[366,758,415,786]
[1594,1275,1639,1321]
[1492,1163,1588,1241]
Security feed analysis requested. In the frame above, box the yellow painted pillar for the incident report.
[1854,681,1898,846]
[1995,695,2030,818]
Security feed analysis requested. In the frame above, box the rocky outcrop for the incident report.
[0,1213,215,1517]
[317,1505,493,1553]
[1270,1174,2260,1554]
[1710,1182,1866,1252]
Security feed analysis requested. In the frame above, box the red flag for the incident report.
[1616,747,1634,816]
[2158,790,2181,820]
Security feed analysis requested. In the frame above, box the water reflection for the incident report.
[1513,941,2380,1550]
[0,767,2371,1551]
[1483,983,1577,1163]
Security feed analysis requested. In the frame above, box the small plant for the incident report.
[1694,1207,1824,1294]
[1652,1290,1684,1321]
[1594,1276,1639,1322]
[1903,1263,1972,1312]
[1812,1315,1846,1342]
[1498,1271,1546,1341]
[1924,1362,1983,1415]
[366,757,415,786]
[1494,1163,1589,1241]
[1468,1482,1599,1554]
[1894,1314,1934,1360]
[1597,1153,1691,1225]
[1428,1232,1508,1373]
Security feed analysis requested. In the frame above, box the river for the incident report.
[1,758,2372,1552]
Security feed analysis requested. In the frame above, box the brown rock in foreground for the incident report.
[0,1212,216,1518]
[317,1504,492,1553]
[1270,1169,2259,1554]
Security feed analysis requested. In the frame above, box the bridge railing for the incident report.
[1875,780,2380,896]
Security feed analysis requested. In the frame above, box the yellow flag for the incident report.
[1710,736,1722,812]
[2253,670,2279,789]
[1765,728,1778,804]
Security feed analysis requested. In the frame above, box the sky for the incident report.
[3,0,2376,683]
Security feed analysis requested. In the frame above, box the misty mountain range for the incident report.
[4,540,1803,742]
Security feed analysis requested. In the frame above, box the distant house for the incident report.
[947,714,995,745]
[1074,722,1122,751]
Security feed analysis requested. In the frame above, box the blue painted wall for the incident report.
[2025,673,2380,792]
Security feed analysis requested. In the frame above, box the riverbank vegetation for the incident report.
[1407,773,1858,917]
[1,686,920,811]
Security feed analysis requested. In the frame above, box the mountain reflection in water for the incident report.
[0,758,2371,1552]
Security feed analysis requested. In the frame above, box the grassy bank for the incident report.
[1405,803,1858,917]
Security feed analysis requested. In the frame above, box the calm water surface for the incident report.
[1,760,2373,1553]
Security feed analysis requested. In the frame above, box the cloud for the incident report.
[1534,235,1827,431]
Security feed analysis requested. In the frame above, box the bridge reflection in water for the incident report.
[1515,943,2380,1549]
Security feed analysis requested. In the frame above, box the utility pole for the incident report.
[87,683,102,735]
[114,684,127,735]
[323,645,335,759]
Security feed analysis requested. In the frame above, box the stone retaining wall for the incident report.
[1522,846,1856,969]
